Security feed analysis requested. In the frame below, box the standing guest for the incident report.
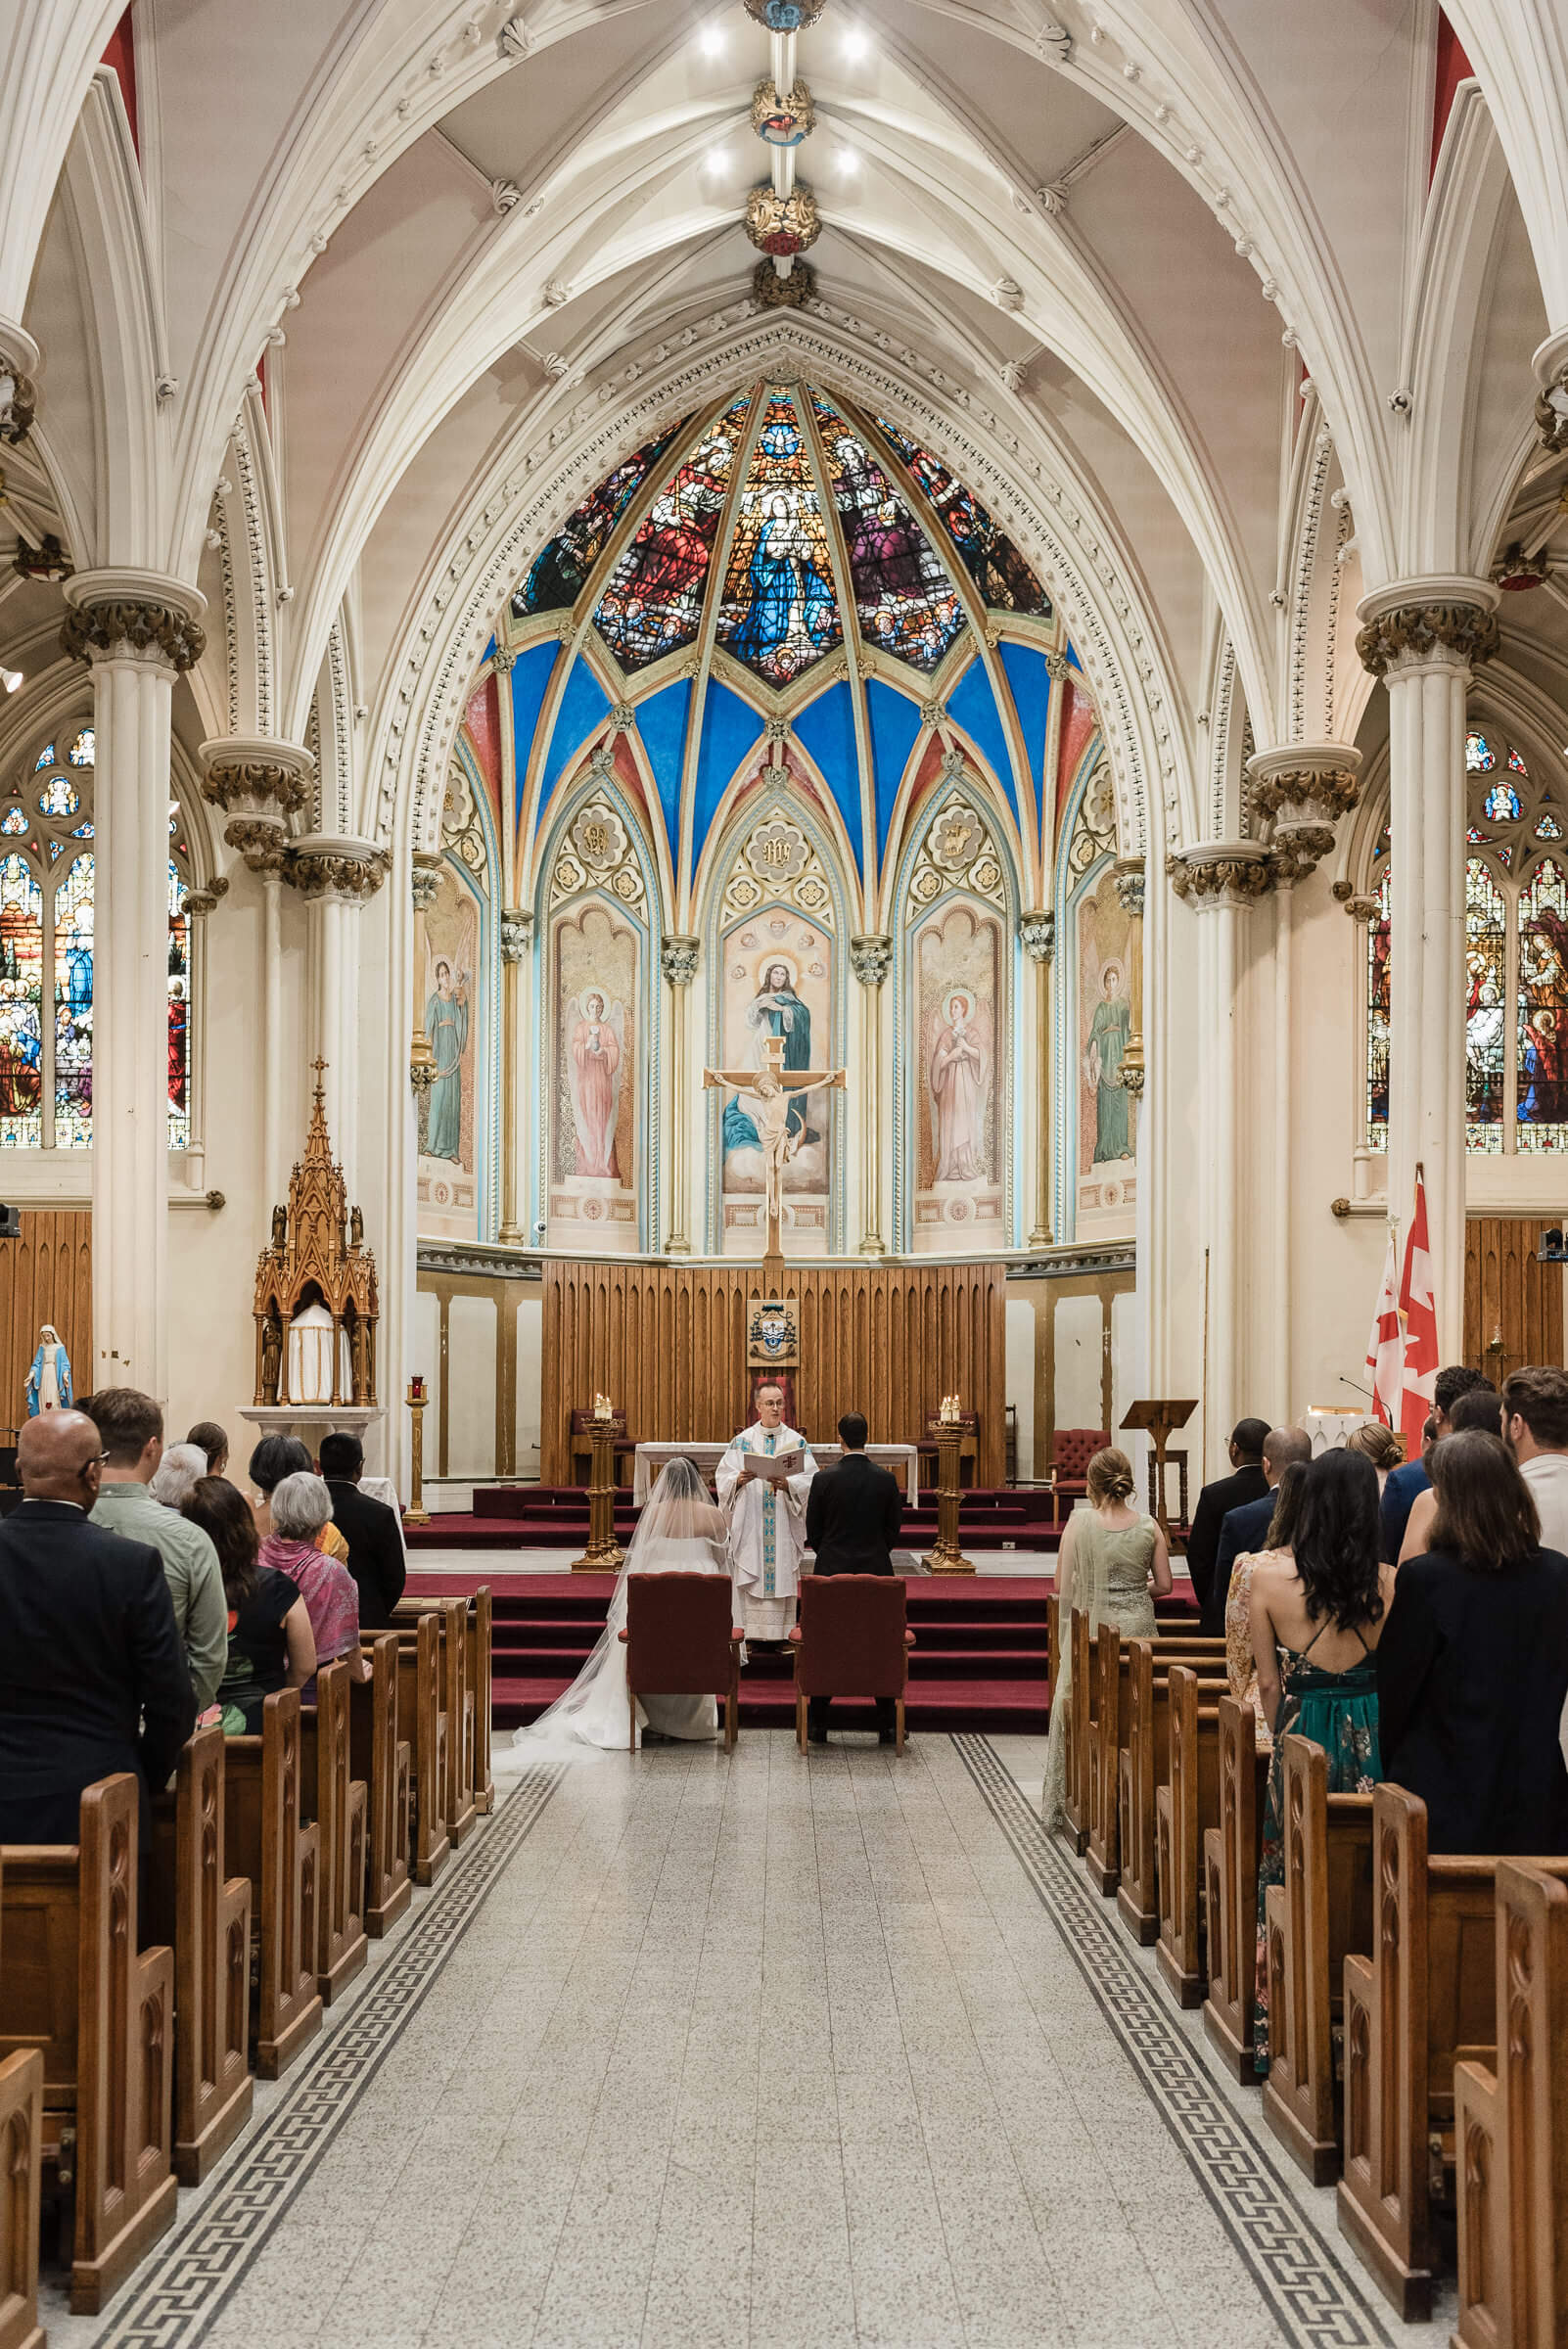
[1346,1420,1403,1494]
[187,1420,230,1479]
[0,1409,195,1844]
[249,1434,351,1561]
[1203,1425,1313,1636]
[150,1441,209,1510]
[1042,1446,1172,1828]
[1378,1430,1568,1853]
[183,1474,315,1733]
[319,1431,406,1630]
[1250,1449,1394,2073]
[261,1471,370,1689]
[1502,1364,1568,1553]
[90,1386,228,1711]
[1224,1460,1311,1745]
[1379,1365,1495,1562]
[1398,1387,1505,1563]
[803,1412,905,1746]
[1184,1419,1270,1623]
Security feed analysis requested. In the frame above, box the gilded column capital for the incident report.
[1044,649,1073,683]
[0,320,38,444]
[1112,857,1146,917]
[1167,844,1273,908]
[1532,327,1568,455]
[62,569,208,672]
[182,877,230,919]
[1019,909,1055,963]
[849,933,893,987]
[286,834,390,901]
[499,909,534,963]
[411,852,442,912]
[1354,578,1499,678]
[490,644,516,673]
[200,734,314,872]
[661,934,701,987]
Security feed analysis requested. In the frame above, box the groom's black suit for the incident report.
[805,1451,903,1738]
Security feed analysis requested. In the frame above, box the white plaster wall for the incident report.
[1053,1292,1103,1431]
[1005,1298,1035,1483]
[517,1294,542,1478]
[446,1292,496,1478]
[411,1286,440,1444]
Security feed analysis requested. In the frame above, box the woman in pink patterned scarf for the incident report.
[260,1471,371,1696]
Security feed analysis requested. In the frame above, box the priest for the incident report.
[716,1381,817,1644]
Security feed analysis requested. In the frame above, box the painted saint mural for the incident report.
[720,922,832,1252]
[1076,866,1138,1225]
[549,899,639,1244]
[416,863,481,1238]
[911,900,1003,1249]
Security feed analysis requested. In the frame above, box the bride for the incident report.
[513,1455,735,1752]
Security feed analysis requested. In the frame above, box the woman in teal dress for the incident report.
[1086,963,1131,1162]
[1041,1445,1173,1830]
[1248,1447,1394,2074]
[424,957,469,1161]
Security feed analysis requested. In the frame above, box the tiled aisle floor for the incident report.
[66,1733,1441,2349]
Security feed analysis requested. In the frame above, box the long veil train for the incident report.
[512,1455,734,1754]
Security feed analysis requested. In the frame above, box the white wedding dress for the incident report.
[514,1459,737,1754]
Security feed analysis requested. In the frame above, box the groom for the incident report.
[716,1382,817,1645]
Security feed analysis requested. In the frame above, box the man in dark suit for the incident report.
[0,1407,196,1846]
[1201,1424,1313,1635]
[319,1431,407,1630]
[1183,1418,1270,1620]
[804,1412,904,1745]
[1379,1365,1494,1562]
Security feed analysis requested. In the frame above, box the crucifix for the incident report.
[704,1031,847,1286]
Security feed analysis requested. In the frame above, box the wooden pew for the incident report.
[223,1690,323,2080]
[1155,1666,1223,2006]
[0,1854,44,2349]
[1201,1697,1270,2081]
[0,1774,177,2314]
[146,1725,253,2186]
[1115,1641,1225,1945]
[383,1612,449,1887]
[1061,1604,1092,1855]
[1261,1734,1374,2185]
[395,1588,492,1827]
[299,1662,369,2004]
[1087,1628,1223,1896]
[350,1633,412,1937]
[1337,1783,1568,2320]
[1453,1862,1568,2349]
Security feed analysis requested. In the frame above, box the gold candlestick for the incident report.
[405,1376,431,1526]
[929,1395,973,1576]
[573,1394,623,1572]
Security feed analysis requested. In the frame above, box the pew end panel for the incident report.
[299,1663,369,2006]
[1202,1697,1268,2083]
[1155,1670,1223,2010]
[351,1634,412,1938]
[154,1725,253,2187]
[0,2035,44,2349]
[223,1694,324,2082]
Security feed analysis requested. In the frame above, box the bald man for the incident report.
[0,1407,196,1846]
[1201,1425,1314,1636]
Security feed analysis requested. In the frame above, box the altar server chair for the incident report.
[788,1575,916,1754]
[618,1573,744,1752]
[1049,1427,1108,1526]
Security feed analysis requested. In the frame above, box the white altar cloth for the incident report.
[633,1440,919,1507]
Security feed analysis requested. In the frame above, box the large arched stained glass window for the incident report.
[1465,859,1506,1147]
[0,727,195,1151]
[1365,836,1390,1150]
[1518,856,1568,1149]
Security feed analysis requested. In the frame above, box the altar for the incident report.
[633,1439,920,1505]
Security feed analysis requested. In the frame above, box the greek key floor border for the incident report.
[952,1734,1397,2349]
[93,1762,568,2349]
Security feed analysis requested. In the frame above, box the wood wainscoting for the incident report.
[1463,1217,1565,1384]
[0,1209,92,1424]
[540,1259,1007,1486]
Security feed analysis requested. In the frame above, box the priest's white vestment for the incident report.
[716,1420,817,1640]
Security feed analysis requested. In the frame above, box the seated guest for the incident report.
[1378,1429,1568,1854]
[261,1471,370,1687]
[1202,1424,1313,1635]
[1223,1458,1310,1745]
[150,1441,209,1510]
[319,1431,406,1630]
[249,1434,350,1561]
[1249,1448,1393,2072]
[90,1386,228,1711]
[1503,1364,1568,1553]
[1184,1418,1270,1622]
[1380,1364,1495,1562]
[1398,1386,1505,1563]
[187,1419,230,1479]
[1346,1420,1403,1494]
[183,1474,315,1733]
[0,1408,195,1844]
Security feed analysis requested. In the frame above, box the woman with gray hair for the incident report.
[258,1471,370,1689]
[149,1442,209,1509]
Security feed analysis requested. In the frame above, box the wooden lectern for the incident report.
[1120,1398,1197,1542]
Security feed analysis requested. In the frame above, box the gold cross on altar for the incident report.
[704,1031,847,1273]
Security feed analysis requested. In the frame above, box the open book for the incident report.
[748,1449,805,1483]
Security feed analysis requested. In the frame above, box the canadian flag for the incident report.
[1364,1231,1404,1427]
[1397,1172,1440,1448]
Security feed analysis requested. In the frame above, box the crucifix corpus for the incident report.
[704,1031,847,1283]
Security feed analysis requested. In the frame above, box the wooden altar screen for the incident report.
[0,1210,91,1412]
[541,1260,1006,1487]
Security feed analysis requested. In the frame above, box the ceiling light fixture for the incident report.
[704,147,730,174]
[838,148,860,174]
[842,25,871,61]
[0,668,22,695]
[697,23,724,57]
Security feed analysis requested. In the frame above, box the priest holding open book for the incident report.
[716,1381,818,1644]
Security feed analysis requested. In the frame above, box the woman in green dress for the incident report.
[1248,1447,1395,2073]
[1086,961,1131,1163]
[423,957,469,1162]
[1042,1445,1173,1830]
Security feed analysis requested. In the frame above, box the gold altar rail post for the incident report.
[405,1377,431,1526]
[573,1393,624,1573]
[928,1393,973,1576]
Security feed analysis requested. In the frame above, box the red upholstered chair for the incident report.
[1049,1428,1109,1526]
[787,1576,916,1754]
[616,1573,744,1752]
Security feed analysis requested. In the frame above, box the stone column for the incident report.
[62,572,207,1398]
[498,909,532,1244]
[200,735,315,1211]
[849,934,892,1257]
[661,935,700,1257]
[1168,847,1272,1469]
[288,837,391,1191]
[177,876,229,1192]
[1356,585,1499,1360]
[1019,911,1055,1249]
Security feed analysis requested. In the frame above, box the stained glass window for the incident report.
[1466,730,1496,771]
[513,422,687,616]
[1485,781,1522,822]
[1465,859,1506,1148]
[871,415,1048,615]
[1366,863,1390,1150]
[32,745,54,771]
[1508,745,1529,776]
[1517,857,1568,1151]
[0,809,25,836]
[39,777,78,815]
[167,861,190,1149]
[714,393,842,687]
[1538,810,1563,839]
[53,854,93,1148]
[0,855,43,1146]
[591,398,748,672]
[810,396,965,672]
